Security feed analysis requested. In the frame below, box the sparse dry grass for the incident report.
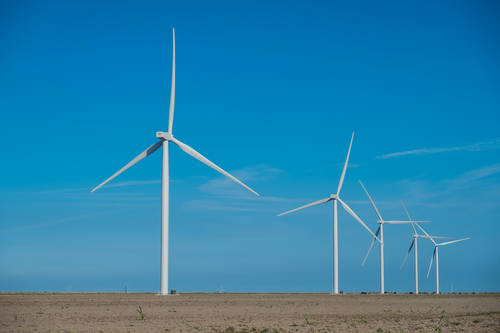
[0,293,499,332]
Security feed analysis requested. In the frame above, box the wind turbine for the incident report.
[90,29,259,295]
[399,202,444,295]
[358,182,429,294]
[278,133,380,294]
[416,224,469,294]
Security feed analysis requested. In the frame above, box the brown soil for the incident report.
[1,293,499,332]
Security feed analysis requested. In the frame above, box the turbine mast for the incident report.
[333,199,338,294]
[435,246,440,295]
[379,222,384,294]
[161,141,169,294]
[414,236,419,294]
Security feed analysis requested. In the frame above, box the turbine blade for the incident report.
[400,239,415,269]
[438,238,470,246]
[337,197,379,241]
[171,138,259,196]
[419,235,449,240]
[401,201,412,220]
[420,235,435,239]
[427,247,436,278]
[168,28,176,134]
[416,223,437,245]
[384,220,431,224]
[336,132,354,196]
[362,226,380,266]
[91,141,163,192]
[358,180,383,221]
[401,201,417,235]
[277,197,331,216]
[410,222,417,236]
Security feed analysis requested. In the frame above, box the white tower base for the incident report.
[333,200,339,294]
[160,141,170,295]
[414,237,419,294]
[380,223,384,294]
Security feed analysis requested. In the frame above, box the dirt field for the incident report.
[0,293,499,333]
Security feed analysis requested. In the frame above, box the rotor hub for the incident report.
[156,131,173,141]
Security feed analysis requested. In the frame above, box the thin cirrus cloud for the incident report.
[182,199,262,212]
[34,180,161,194]
[100,179,161,189]
[181,165,297,212]
[377,138,500,159]
[395,162,500,207]
[198,165,284,198]
[0,212,107,233]
[447,162,500,188]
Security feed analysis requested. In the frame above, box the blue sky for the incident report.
[1,0,499,293]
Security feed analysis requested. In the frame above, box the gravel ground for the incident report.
[0,293,499,332]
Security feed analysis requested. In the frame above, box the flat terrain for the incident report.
[0,293,499,332]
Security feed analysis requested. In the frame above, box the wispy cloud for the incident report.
[0,212,104,233]
[445,163,500,189]
[101,179,161,189]
[182,200,261,212]
[395,163,500,208]
[181,165,300,212]
[25,180,162,195]
[377,138,500,159]
[198,165,284,198]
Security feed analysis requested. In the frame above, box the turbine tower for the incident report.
[278,133,379,294]
[399,202,443,295]
[358,183,429,294]
[416,224,469,294]
[91,29,259,295]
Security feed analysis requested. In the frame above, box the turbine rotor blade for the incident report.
[384,220,430,224]
[336,132,354,196]
[400,239,415,269]
[337,197,379,241]
[416,223,437,245]
[438,238,470,246]
[168,28,176,134]
[362,226,380,266]
[401,201,417,235]
[277,197,331,216]
[91,141,163,192]
[410,222,417,236]
[427,247,436,278]
[401,201,412,220]
[359,180,383,221]
[171,138,259,196]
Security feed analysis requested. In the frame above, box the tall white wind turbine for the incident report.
[416,224,469,294]
[399,202,444,295]
[91,29,259,295]
[278,133,380,294]
[359,183,429,294]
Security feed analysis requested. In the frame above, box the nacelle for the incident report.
[156,131,173,141]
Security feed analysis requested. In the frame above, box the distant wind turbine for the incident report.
[359,183,429,294]
[91,29,259,295]
[278,133,379,295]
[416,224,469,295]
[399,202,445,295]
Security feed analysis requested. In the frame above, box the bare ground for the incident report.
[0,293,499,332]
